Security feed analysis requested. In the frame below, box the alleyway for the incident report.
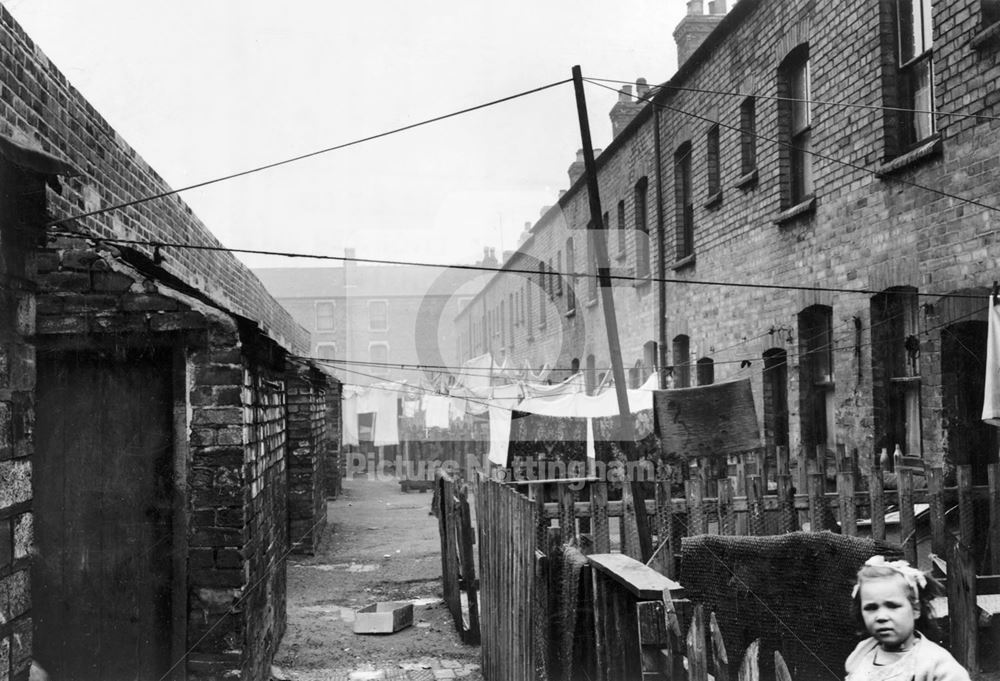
[274,478,483,681]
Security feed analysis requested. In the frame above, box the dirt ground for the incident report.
[274,477,483,681]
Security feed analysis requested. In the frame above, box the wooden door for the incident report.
[34,347,176,681]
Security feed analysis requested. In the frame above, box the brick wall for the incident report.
[324,379,343,498]
[286,364,334,555]
[0,5,308,355]
[241,367,288,681]
[458,0,1000,475]
[0,160,46,681]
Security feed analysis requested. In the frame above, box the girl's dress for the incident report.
[845,635,970,681]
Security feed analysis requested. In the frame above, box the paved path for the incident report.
[274,478,483,681]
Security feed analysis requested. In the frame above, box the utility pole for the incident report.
[571,65,653,561]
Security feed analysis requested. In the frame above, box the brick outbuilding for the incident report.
[0,6,340,681]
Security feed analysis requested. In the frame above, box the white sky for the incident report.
[6,0,689,269]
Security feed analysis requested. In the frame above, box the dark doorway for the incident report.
[34,347,176,680]
[763,348,790,450]
[941,321,997,484]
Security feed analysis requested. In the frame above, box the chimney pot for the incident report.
[687,0,704,15]
[708,0,726,13]
[576,149,585,162]
[619,85,633,102]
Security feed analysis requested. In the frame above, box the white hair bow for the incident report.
[852,555,927,598]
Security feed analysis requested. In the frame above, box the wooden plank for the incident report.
[737,639,760,681]
[457,485,480,644]
[990,462,1000,575]
[621,481,641,559]
[588,553,682,600]
[776,446,796,533]
[747,475,765,536]
[774,651,793,681]
[560,485,577,543]
[654,478,674,578]
[592,570,608,681]
[592,481,611,554]
[899,467,917,565]
[948,538,978,672]
[928,467,947,558]
[837,445,856,536]
[687,604,708,681]
[660,586,685,680]
[869,453,886,541]
[709,611,730,681]
[958,465,974,554]
[687,473,707,535]
[807,471,825,532]
[717,476,732,536]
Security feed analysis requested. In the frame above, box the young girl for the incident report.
[846,555,970,681]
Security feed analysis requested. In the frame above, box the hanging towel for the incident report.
[372,390,399,447]
[488,405,512,465]
[984,299,1000,426]
[423,395,451,429]
[342,393,360,446]
[402,396,420,418]
[653,378,760,458]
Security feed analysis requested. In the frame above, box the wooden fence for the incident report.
[588,552,795,681]
[434,471,480,644]
[461,444,1000,678]
[475,473,538,680]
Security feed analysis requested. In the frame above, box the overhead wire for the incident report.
[44,228,992,302]
[46,77,573,228]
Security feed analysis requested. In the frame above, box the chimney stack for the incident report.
[567,149,586,186]
[674,0,726,66]
[610,81,647,138]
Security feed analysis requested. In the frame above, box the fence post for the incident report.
[776,446,796,533]
[654,476,675,577]
[837,449,857,537]
[958,465,974,560]
[687,603,708,681]
[709,611,730,681]
[869,449,886,541]
[948,537,978,673]
[457,484,481,644]
[989,462,1000,574]
[748,475,765,536]
[593,481,611,554]
[898,465,916,565]
[928,466,947,558]
[807,460,825,532]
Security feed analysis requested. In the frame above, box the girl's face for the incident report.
[858,574,919,650]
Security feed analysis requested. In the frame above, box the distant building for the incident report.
[256,248,494,387]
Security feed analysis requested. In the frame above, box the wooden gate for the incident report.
[34,347,178,680]
[476,473,538,681]
[436,471,480,644]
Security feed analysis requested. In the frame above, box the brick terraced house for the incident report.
[0,6,340,681]
[457,0,1000,483]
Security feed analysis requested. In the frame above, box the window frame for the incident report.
[368,341,390,376]
[368,299,389,332]
[634,177,650,279]
[315,300,336,331]
[674,142,694,261]
[706,124,722,200]
[739,96,758,177]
